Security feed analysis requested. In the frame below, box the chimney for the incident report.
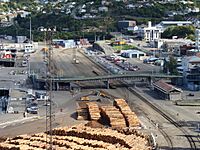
[148,21,152,27]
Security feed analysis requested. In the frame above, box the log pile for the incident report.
[76,96,141,128]
[0,125,152,150]
[114,99,141,127]
[100,105,126,129]
[76,101,89,120]
[86,102,101,121]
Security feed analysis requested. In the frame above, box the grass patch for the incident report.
[112,44,138,51]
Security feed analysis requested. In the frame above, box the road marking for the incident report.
[0,116,43,128]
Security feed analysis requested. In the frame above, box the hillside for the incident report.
[0,0,200,40]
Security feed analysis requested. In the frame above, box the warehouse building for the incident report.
[153,80,182,101]
[121,50,145,58]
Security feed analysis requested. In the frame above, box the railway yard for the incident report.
[0,42,199,150]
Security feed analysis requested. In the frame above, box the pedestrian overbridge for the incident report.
[30,73,182,90]
[37,73,181,82]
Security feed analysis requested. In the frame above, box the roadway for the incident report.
[0,90,87,137]
[29,44,106,78]
[95,41,114,55]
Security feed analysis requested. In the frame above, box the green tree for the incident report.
[163,56,178,75]
[162,26,195,39]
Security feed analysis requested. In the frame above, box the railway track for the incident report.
[80,50,175,149]
[118,87,173,149]
[79,49,198,149]
[158,127,173,149]
[127,87,197,150]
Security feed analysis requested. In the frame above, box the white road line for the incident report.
[0,116,42,128]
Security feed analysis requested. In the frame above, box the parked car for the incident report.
[22,60,28,67]
[27,107,38,114]
[188,93,194,96]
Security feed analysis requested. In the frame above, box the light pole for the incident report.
[40,27,56,150]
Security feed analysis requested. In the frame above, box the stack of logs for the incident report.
[0,125,152,150]
[100,105,126,129]
[114,99,141,127]
[86,102,101,121]
[77,98,141,129]
[76,101,89,120]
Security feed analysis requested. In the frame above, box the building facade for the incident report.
[195,29,200,51]
[153,80,182,101]
[180,56,200,91]
[118,20,136,30]
[144,21,161,43]
[157,21,192,31]
[121,50,145,58]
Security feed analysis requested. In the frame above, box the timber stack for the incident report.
[114,99,141,127]
[0,124,152,150]
[76,101,89,120]
[86,102,101,121]
[100,105,126,129]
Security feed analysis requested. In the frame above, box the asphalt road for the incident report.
[30,44,106,78]
[0,91,87,137]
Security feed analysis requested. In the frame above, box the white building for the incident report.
[121,50,145,58]
[24,43,34,53]
[0,0,10,2]
[17,10,31,18]
[144,21,161,43]
[0,42,38,53]
[64,40,76,48]
[195,29,200,51]
[53,39,76,48]
[98,6,108,12]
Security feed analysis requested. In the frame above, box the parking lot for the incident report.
[86,50,161,75]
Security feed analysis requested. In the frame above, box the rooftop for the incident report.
[122,49,145,54]
[160,21,192,25]
[153,80,182,94]
[188,56,200,63]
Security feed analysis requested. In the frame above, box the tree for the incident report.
[162,25,195,39]
[163,56,178,75]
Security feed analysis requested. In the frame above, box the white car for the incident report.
[27,107,38,114]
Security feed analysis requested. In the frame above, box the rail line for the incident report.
[127,87,197,150]
[157,125,173,149]
[120,87,173,149]
[80,50,197,149]
[81,51,175,149]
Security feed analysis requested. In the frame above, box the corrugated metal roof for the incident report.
[153,80,182,94]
